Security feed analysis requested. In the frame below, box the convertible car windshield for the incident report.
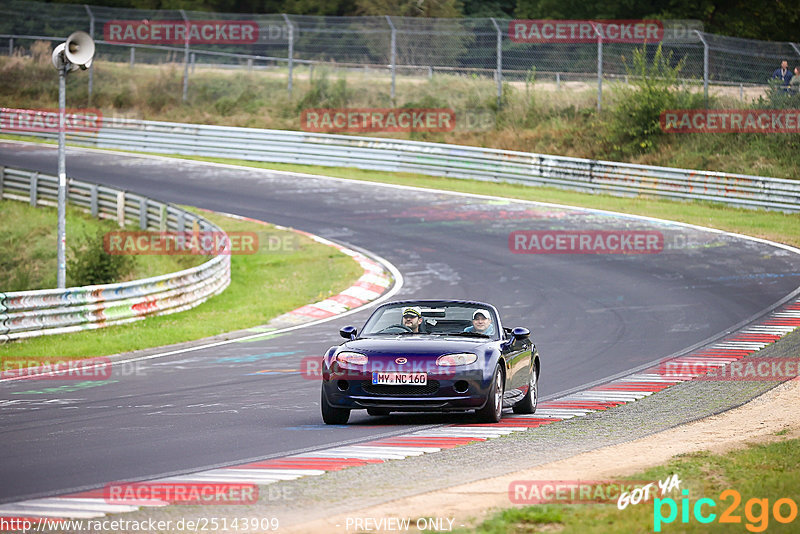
[360,302,499,339]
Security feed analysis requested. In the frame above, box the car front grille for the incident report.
[361,380,440,396]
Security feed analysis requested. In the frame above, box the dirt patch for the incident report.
[285,377,800,533]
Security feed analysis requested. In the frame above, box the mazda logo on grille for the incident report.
[395,357,407,364]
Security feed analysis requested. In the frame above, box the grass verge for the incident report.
[459,436,800,533]
[0,207,363,359]
[0,198,206,291]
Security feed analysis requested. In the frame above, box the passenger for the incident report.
[464,309,495,335]
[401,306,423,333]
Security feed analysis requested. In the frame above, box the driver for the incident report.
[401,306,423,333]
[464,309,495,335]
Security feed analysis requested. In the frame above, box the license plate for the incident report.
[371,372,427,385]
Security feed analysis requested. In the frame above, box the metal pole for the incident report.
[8,37,12,56]
[282,14,294,97]
[57,65,67,288]
[595,24,603,111]
[490,18,502,109]
[556,72,560,90]
[130,46,134,68]
[695,31,709,109]
[386,15,396,101]
[84,5,94,104]
[180,9,190,102]
[791,43,800,60]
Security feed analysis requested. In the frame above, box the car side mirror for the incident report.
[340,325,357,340]
[511,327,530,340]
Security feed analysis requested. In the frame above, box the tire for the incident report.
[475,365,504,423]
[513,364,538,414]
[367,408,390,416]
[321,388,350,424]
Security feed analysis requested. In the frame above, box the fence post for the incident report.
[8,37,12,56]
[282,14,294,97]
[695,31,709,109]
[556,72,560,90]
[791,43,800,60]
[191,52,196,73]
[130,46,135,68]
[30,172,38,207]
[490,18,503,109]
[595,24,603,111]
[84,5,94,104]
[139,197,148,230]
[180,9,190,102]
[386,15,396,101]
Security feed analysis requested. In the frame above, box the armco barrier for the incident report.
[3,113,799,212]
[0,166,231,342]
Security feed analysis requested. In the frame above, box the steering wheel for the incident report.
[378,324,413,334]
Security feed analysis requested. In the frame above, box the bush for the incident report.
[295,67,350,112]
[608,44,704,156]
[67,229,134,286]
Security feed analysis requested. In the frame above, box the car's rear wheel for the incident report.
[367,408,390,416]
[513,364,538,414]
[475,365,504,423]
[321,388,350,424]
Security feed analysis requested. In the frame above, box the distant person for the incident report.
[772,60,792,88]
[464,309,495,336]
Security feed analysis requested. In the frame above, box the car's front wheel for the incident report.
[321,388,350,424]
[513,364,538,414]
[475,365,504,423]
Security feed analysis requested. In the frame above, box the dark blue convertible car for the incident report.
[320,300,540,424]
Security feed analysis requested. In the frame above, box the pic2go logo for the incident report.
[654,489,798,532]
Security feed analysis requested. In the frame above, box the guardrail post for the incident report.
[130,47,135,68]
[177,211,185,233]
[282,14,294,97]
[386,15,396,102]
[90,184,98,217]
[84,4,95,104]
[695,31,709,109]
[0,166,4,199]
[490,18,503,109]
[180,9,190,102]
[159,204,167,231]
[116,191,125,227]
[30,172,38,207]
[139,197,148,230]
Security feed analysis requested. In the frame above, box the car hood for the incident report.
[342,336,490,356]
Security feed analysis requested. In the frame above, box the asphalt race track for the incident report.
[1,141,799,503]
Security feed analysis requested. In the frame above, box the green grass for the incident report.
[0,208,363,359]
[460,437,800,533]
[0,199,206,291]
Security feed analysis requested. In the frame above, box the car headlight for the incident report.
[436,353,478,366]
[336,351,368,365]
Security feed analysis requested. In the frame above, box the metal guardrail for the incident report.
[0,165,231,342]
[4,114,799,212]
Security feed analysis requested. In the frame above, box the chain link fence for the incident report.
[1,0,799,107]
